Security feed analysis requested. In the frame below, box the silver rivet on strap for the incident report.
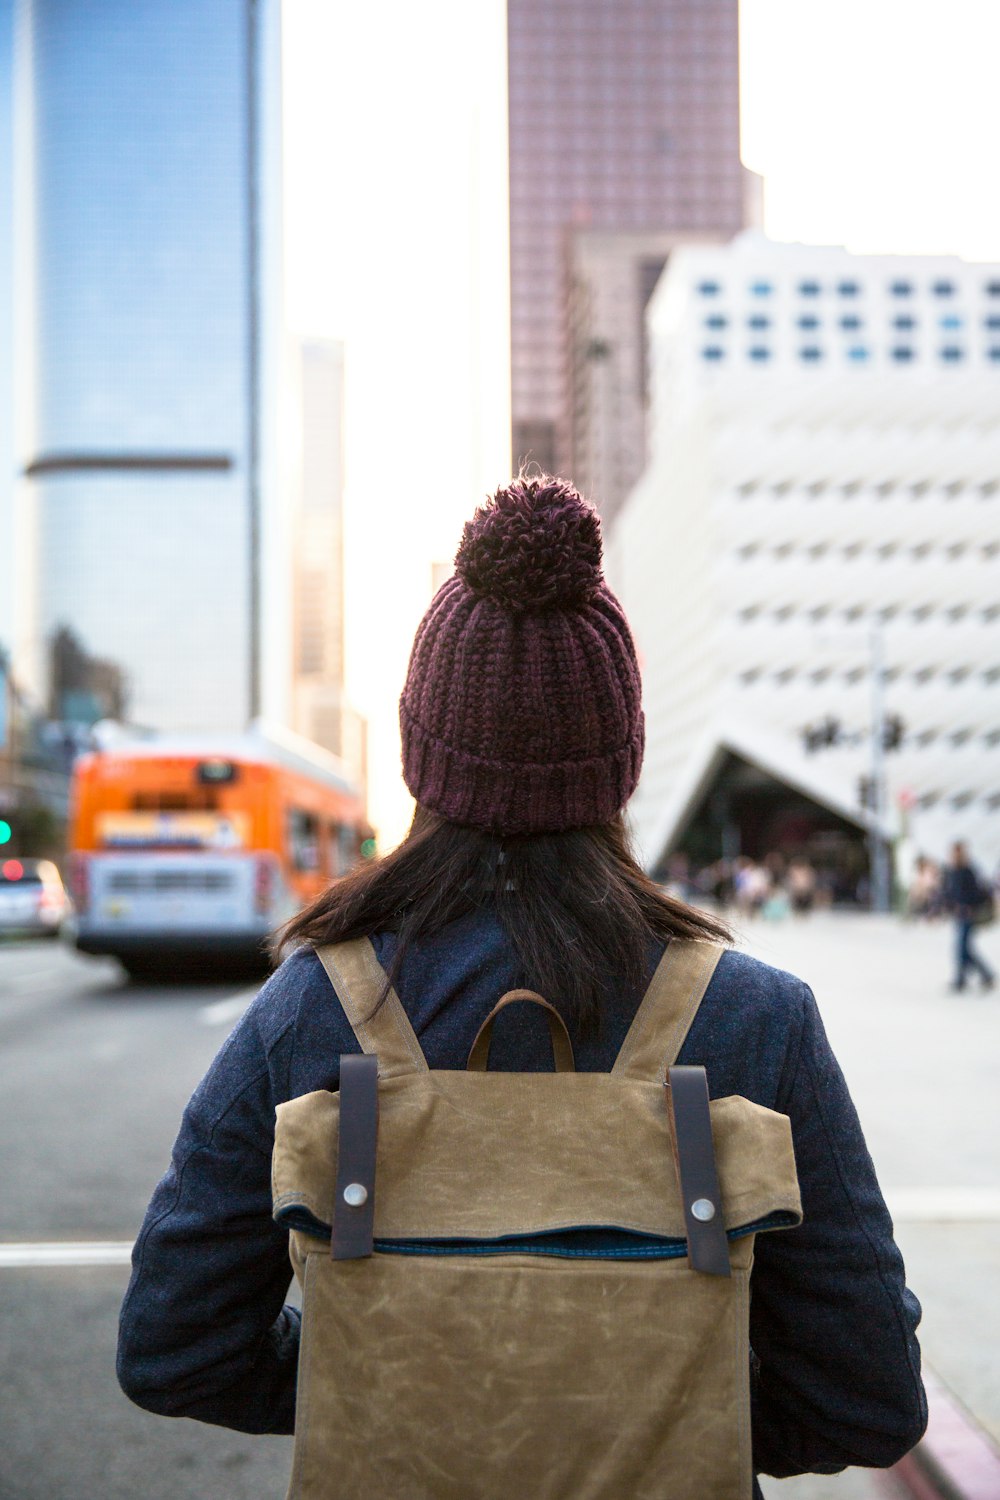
[343,1183,369,1208]
[691,1198,716,1222]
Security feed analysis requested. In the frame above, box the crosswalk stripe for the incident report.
[0,1241,134,1268]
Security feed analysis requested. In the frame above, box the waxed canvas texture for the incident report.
[274,939,802,1500]
[288,1242,755,1500]
[273,1076,801,1243]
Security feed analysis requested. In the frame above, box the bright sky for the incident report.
[282,0,1000,847]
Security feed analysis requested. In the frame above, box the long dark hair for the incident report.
[279,807,730,1035]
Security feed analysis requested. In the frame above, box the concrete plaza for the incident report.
[737,911,1000,1498]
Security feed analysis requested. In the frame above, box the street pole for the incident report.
[869,621,892,914]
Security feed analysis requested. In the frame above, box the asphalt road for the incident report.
[1,915,998,1500]
[0,938,293,1500]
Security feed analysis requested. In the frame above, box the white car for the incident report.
[0,858,72,937]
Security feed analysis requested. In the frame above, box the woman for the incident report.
[118,475,926,1492]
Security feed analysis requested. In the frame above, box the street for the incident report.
[0,939,293,1500]
[1,914,998,1500]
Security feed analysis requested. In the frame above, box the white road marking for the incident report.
[885,1187,1000,1222]
[197,987,260,1026]
[0,1241,134,1268]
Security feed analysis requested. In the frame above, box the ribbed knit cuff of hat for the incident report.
[400,698,645,837]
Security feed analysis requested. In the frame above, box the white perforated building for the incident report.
[607,233,1000,880]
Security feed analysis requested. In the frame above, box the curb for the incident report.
[888,1370,1000,1500]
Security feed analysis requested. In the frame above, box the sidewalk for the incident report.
[734,912,1000,1498]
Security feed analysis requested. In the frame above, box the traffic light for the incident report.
[802,716,841,754]
[882,714,905,752]
[0,819,11,846]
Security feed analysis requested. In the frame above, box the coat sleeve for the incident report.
[749,983,927,1476]
[117,998,300,1434]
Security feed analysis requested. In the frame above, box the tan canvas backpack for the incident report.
[272,936,802,1500]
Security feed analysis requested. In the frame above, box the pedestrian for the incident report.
[117,476,926,1496]
[907,855,941,921]
[734,855,770,918]
[942,840,996,993]
[787,857,817,916]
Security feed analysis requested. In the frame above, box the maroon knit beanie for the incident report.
[399,475,644,835]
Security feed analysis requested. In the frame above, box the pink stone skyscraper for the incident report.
[507,0,755,516]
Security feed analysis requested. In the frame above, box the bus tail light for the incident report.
[254,854,278,915]
[68,854,90,916]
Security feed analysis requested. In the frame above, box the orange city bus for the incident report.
[66,726,371,976]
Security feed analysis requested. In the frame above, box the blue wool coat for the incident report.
[117,912,927,1490]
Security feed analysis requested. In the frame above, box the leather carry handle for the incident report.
[466,990,576,1073]
[332,1053,379,1260]
[667,1065,731,1278]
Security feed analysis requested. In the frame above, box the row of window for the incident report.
[734,478,999,500]
[736,601,1000,624]
[704,314,996,331]
[737,664,1000,688]
[917,789,1000,810]
[698,278,1000,298]
[733,539,1000,562]
[701,345,1000,363]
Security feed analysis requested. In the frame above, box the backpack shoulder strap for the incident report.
[315,937,429,1078]
[611,939,725,1081]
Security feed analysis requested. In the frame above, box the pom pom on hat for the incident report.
[400,473,644,834]
[455,475,603,613]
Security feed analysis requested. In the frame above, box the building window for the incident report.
[799,346,823,361]
[940,346,964,362]
[986,281,1000,297]
[798,315,820,330]
[840,315,862,330]
[287,809,320,873]
[940,314,963,329]
[798,281,821,296]
[893,315,916,330]
[889,280,913,296]
[701,346,725,361]
[932,280,956,297]
[697,280,721,295]
[749,281,773,297]
[747,315,770,329]
[847,346,869,361]
[704,314,728,329]
[748,346,771,361]
[837,281,860,296]
[985,316,1000,329]
[988,348,1000,362]
[891,347,915,362]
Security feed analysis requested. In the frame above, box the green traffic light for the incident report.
[0,820,11,846]
[360,838,377,859]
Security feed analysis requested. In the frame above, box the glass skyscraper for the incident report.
[8,0,279,732]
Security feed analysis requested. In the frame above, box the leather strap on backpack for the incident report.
[466,990,576,1073]
[332,1053,379,1260]
[667,1065,731,1277]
